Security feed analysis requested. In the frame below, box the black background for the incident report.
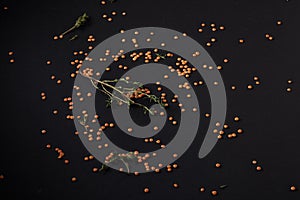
[0,0,299,199]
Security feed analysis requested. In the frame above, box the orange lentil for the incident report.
[92,168,98,172]
[256,166,262,171]
[290,186,297,191]
[215,163,221,168]
[237,128,243,134]
[234,117,240,122]
[277,21,282,25]
[71,177,77,182]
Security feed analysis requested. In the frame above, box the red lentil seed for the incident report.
[71,177,77,182]
[290,186,297,191]
[211,190,218,196]
[234,117,240,122]
[247,84,253,90]
[256,166,262,171]
[237,128,243,134]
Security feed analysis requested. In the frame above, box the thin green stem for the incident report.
[60,25,76,37]
[80,72,163,115]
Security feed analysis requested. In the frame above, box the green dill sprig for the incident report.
[100,152,136,173]
[155,53,166,59]
[60,13,89,38]
[80,72,165,115]
[69,35,78,41]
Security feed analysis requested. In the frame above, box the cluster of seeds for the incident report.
[198,22,225,47]
[102,11,126,22]
[212,116,243,140]
[33,0,298,194]
[40,92,47,101]
[45,144,70,165]
[129,49,173,63]
[264,20,282,41]
[175,57,196,77]
[286,79,293,92]
[265,33,274,41]
[100,0,126,22]
[252,160,263,172]
[8,51,14,63]
[42,33,246,192]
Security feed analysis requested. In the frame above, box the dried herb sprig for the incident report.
[219,184,228,189]
[78,114,88,131]
[155,53,166,59]
[69,35,78,41]
[80,72,165,115]
[59,13,89,38]
[100,152,136,173]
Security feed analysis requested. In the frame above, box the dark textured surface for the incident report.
[0,0,299,199]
